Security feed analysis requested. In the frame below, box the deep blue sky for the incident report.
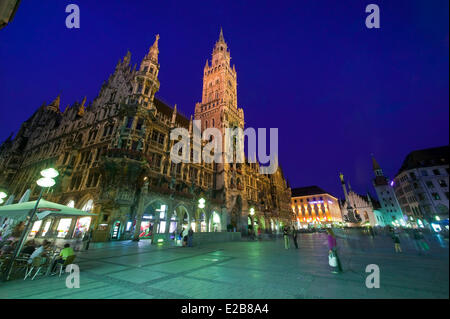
[0,0,448,198]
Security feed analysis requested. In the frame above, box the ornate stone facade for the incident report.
[0,31,292,242]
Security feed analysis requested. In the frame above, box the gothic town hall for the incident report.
[0,30,292,243]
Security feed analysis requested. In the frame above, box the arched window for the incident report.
[205,120,208,129]
[66,200,75,208]
[212,119,215,127]
[82,199,94,212]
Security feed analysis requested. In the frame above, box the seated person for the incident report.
[51,243,74,273]
[0,240,15,256]
[28,240,51,264]
[22,240,36,255]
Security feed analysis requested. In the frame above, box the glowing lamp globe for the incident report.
[250,208,255,215]
[0,191,7,199]
[40,168,59,179]
[37,177,56,188]
[198,198,205,209]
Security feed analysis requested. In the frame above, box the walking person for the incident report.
[292,226,298,249]
[391,228,402,253]
[283,226,290,249]
[187,227,194,247]
[181,227,188,247]
[84,228,93,251]
[327,229,342,273]
[413,229,429,254]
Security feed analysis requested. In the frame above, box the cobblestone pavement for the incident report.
[0,232,448,299]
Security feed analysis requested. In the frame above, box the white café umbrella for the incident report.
[0,199,96,220]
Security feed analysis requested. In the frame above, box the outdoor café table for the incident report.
[44,250,60,276]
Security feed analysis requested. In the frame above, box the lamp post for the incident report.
[4,168,58,281]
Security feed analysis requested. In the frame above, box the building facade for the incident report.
[291,186,343,228]
[0,31,292,242]
[393,146,449,227]
[371,156,405,226]
[339,173,377,226]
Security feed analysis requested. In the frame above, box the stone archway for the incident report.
[140,199,168,239]
[173,204,190,234]
[209,210,222,232]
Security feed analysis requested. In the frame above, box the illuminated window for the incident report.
[30,220,42,236]
[41,220,52,237]
[57,218,72,238]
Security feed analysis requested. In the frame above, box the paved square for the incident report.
[0,232,448,299]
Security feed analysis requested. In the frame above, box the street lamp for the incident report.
[249,207,255,216]
[4,168,58,281]
[198,198,205,209]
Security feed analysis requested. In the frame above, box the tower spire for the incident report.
[371,154,381,171]
[371,154,384,177]
[219,27,224,42]
[147,34,160,62]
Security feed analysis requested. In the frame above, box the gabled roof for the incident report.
[154,97,190,128]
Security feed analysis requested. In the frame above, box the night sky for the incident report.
[0,0,448,198]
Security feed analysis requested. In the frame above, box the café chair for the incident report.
[24,257,44,280]
[57,255,76,277]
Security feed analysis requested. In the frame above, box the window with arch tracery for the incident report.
[66,200,75,208]
[82,199,94,212]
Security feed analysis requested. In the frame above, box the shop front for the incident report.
[210,211,221,232]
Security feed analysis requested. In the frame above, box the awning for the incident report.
[0,199,96,220]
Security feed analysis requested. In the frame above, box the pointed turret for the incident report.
[47,94,61,112]
[171,104,177,127]
[131,34,161,106]
[147,34,160,62]
[77,96,86,116]
[123,50,131,66]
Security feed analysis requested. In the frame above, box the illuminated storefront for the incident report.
[30,220,42,237]
[210,211,221,232]
[140,216,154,239]
[56,218,72,238]
[73,216,91,239]
[199,213,207,232]
[169,215,177,233]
